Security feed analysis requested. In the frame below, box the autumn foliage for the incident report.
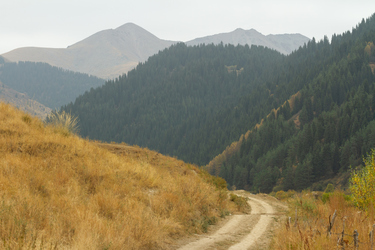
[349,149,375,209]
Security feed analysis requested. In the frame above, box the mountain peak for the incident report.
[115,22,145,32]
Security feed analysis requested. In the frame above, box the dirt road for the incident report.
[177,190,287,250]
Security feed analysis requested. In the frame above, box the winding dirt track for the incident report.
[177,191,286,250]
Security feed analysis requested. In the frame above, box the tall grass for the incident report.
[271,190,375,249]
[0,103,238,249]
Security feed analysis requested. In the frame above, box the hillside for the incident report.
[0,81,51,119]
[0,102,237,249]
[186,28,310,54]
[1,23,176,79]
[208,15,375,193]
[0,60,104,109]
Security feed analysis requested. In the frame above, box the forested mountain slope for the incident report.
[0,60,104,109]
[62,44,286,164]
[208,14,375,192]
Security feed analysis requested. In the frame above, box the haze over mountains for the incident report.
[2,23,310,79]
[186,28,309,55]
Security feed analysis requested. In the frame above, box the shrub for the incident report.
[321,193,331,204]
[324,183,334,193]
[349,149,375,209]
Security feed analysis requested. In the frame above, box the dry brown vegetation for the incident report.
[271,190,375,249]
[0,102,237,249]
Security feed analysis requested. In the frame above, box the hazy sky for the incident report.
[1,0,375,54]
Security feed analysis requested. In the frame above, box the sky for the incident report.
[1,0,375,54]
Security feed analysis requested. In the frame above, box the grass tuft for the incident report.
[45,110,79,136]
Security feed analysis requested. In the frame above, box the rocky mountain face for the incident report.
[186,28,310,54]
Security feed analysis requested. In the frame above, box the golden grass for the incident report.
[271,190,375,249]
[0,102,236,249]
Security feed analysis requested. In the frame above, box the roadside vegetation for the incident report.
[0,103,246,249]
[271,150,375,249]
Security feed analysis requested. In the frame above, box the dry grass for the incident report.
[271,190,375,249]
[0,102,236,249]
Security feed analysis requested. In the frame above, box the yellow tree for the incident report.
[349,149,375,209]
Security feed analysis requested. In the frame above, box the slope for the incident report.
[0,60,104,109]
[0,102,236,249]
[186,28,310,54]
[1,23,176,79]
[0,81,51,119]
[212,14,375,193]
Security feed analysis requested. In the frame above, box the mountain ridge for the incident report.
[186,28,309,54]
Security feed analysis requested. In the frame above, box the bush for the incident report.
[324,183,334,193]
[321,193,331,204]
[229,194,248,212]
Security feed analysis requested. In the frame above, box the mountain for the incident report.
[0,81,51,119]
[0,60,104,109]
[63,14,375,193]
[186,28,310,54]
[1,23,176,79]
[2,24,309,79]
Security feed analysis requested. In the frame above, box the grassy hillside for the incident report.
[0,102,239,249]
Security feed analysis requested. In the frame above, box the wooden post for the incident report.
[371,224,375,250]
[353,230,358,250]
[294,208,298,227]
[327,210,337,236]
[337,217,346,250]
[286,217,291,230]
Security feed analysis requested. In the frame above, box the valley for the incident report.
[1,9,375,250]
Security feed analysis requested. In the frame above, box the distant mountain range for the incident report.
[186,28,309,55]
[2,23,310,79]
